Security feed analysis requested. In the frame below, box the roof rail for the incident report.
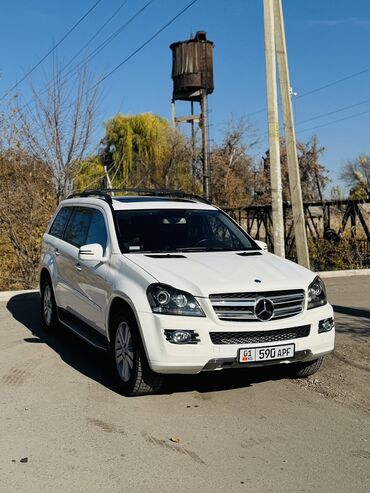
[67,188,211,205]
[67,190,113,204]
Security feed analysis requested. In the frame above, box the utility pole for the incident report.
[201,90,210,200]
[273,0,310,268]
[263,0,285,257]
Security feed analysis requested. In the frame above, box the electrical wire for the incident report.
[261,103,370,142]
[0,0,103,102]
[21,0,198,127]
[60,0,154,84]
[11,0,153,119]
[63,0,131,73]
[248,64,370,117]
[296,66,370,100]
[297,108,370,135]
[296,98,370,126]
[90,0,199,90]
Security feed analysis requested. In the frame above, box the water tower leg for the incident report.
[191,101,196,192]
[171,100,176,128]
[201,92,210,200]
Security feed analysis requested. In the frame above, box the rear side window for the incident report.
[49,207,73,239]
[86,210,108,253]
[64,207,92,247]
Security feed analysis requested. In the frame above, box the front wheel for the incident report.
[110,313,163,396]
[289,357,324,378]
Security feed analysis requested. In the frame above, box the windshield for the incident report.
[115,209,258,253]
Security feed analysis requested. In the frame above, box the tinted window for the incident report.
[86,210,108,253]
[64,207,92,247]
[49,207,73,239]
[116,209,256,253]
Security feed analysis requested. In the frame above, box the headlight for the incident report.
[307,276,327,310]
[147,284,205,317]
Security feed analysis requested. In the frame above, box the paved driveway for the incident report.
[0,277,369,493]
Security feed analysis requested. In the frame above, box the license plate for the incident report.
[239,343,295,363]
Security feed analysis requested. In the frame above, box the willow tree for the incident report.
[100,113,192,189]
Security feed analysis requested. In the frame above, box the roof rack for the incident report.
[67,188,211,205]
[67,189,113,205]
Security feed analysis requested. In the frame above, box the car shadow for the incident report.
[6,292,119,394]
[6,292,289,396]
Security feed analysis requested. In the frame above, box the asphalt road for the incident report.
[0,277,369,493]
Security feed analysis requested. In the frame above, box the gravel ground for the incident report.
[295,276,370,413]
[0,275,369,492]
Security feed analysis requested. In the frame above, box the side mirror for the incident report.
[255,240,268,252]
[79,243,105,262]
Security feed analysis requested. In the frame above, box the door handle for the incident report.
[75,262,82,271]
[54,248,60,256]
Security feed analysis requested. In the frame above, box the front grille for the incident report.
[209,289,305,322]
[209,325,310,345]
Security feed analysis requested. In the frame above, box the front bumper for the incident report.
[137,303,335,374]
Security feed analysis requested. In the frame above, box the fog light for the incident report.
[318,317,335,333]
[164,330,200,344]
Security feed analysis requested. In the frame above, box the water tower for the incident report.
[170,31,214,198]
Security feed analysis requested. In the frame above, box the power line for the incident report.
[260,106,370,144]
[21,0,199,122]
[0,0,103,102]
[261,97,370,136]
[91,0,199,90]
[248,64,370,117]
[63,0,131,73]
[297,108,370,135]
[12,0,153,119]
[63,0,154,82]
[296,66,370,100]
[295,97,370,126]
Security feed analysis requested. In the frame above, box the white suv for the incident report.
[39,189,335,395]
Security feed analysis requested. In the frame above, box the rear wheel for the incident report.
[289,357,324,378]
[40,278,59,332]
[110,312,163,396]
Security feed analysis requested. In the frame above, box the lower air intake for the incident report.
[209,325,310,345]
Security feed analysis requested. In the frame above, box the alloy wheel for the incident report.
[43,284,53,327]
[115,321,134,382]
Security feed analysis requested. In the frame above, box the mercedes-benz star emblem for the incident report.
[254,298,274,321]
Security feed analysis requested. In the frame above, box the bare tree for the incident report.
[256,136,328,204]
[14,62,99,200]
[0,61,99,288]
[209,117,258,208]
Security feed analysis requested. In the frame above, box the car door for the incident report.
[46,206,74,310]
[63,206,110,333]
[57,206,92,316]
[74,208,111,333]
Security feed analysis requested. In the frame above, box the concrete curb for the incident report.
[0,268,369,302]
[318,269,370,278]
[0,289,38,302]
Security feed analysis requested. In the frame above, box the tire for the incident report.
[110,311,163,396]
[289,357,324,378]
[40,277,59,332]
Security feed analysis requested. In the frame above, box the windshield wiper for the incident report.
[176,246,239,252]
[176,247,207,252]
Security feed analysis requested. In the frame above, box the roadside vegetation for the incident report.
[0,64,369,289]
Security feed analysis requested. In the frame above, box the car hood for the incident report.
[123,251,315,297]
